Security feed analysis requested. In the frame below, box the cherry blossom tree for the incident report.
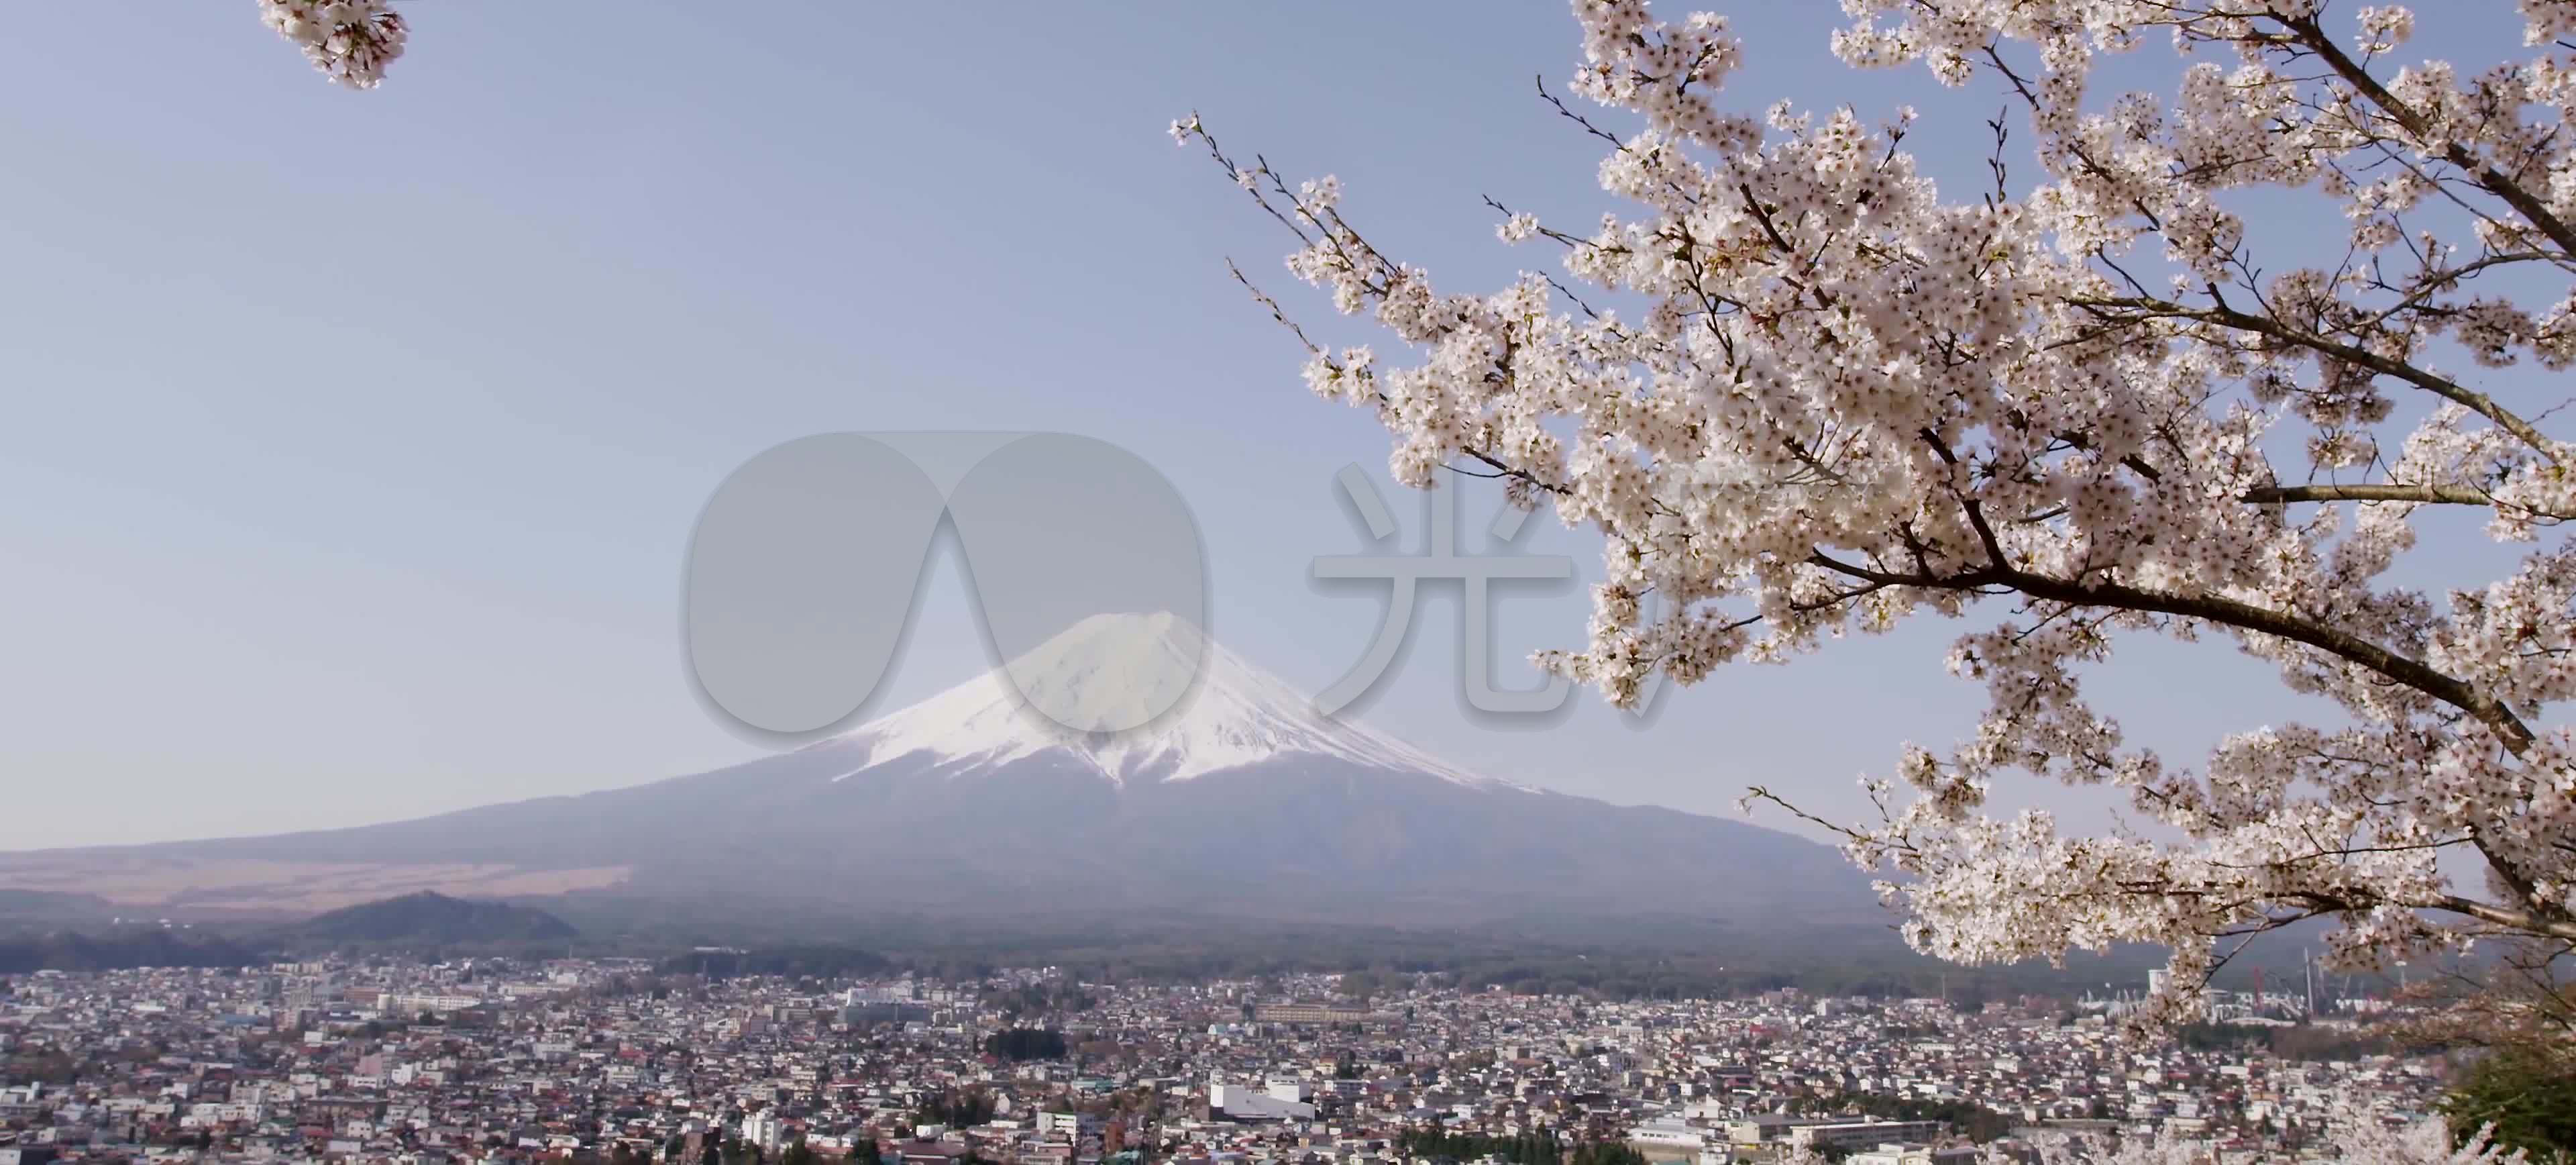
[1769,1111,2528,1162]
[1179,0,2576,1031]
[257,0,405,89]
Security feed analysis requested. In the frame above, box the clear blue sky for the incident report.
[0,3,2537,849]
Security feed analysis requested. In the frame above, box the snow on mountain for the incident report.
[1,612,1886,928]
[832,611,1512,788]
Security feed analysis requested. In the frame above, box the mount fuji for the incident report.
[0,613,1880,929]
[838,611,1505,788]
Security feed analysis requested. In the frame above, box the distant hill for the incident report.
[0,889,115,925]
[0,929,268,973]
[0,616,1886,943]
[286,891,576,943]
[659,944,888,979]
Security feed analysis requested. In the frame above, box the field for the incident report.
[0,854,629,913]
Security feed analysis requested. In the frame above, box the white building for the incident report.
[1627,1119,1710,1152]
[1848,1146,1978,1165]
[1207,1077,1313,1122]
[1036,1112,1099,1139]
[1788,1121,1949,1154]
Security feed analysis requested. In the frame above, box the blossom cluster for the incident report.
[1183,0,2576,1031]
[257,0,405,89]
[1776,1111,2524,1162]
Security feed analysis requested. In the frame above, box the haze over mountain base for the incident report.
[0,614,1878,933]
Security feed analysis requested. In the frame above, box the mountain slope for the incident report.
[0,929,269,973]
[284,891,576,942]
[848,611,1499,787]
[0,613,1881,929]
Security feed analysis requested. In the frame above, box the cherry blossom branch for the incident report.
[1803,550,2540,754]
[2282,13,2576,262]
[2242,483,2491,505]
[2072,295,2563,463]
[2433,894,2576,943]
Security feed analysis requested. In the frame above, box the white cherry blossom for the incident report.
[1766,1111,2523,1162]
[258,0,405,89]
[1181,0,2576,1037]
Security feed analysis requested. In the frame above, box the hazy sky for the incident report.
[0,3,2542,850]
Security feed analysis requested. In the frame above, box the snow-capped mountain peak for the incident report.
[832,611,1507,787]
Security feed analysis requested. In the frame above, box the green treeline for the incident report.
[983,1027,1069,1060]
[983,981,1095,1016]
[1395,1129,1648,1165]
[659,946,890,979]
[1788,1091,2010,1142]
[0,930,267,973]
[2172,1021,2433,1062]
[2443,1045,2576,1159]
[918,1088,998,1129]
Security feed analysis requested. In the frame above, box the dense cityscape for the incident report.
[0,958,2452,1165]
